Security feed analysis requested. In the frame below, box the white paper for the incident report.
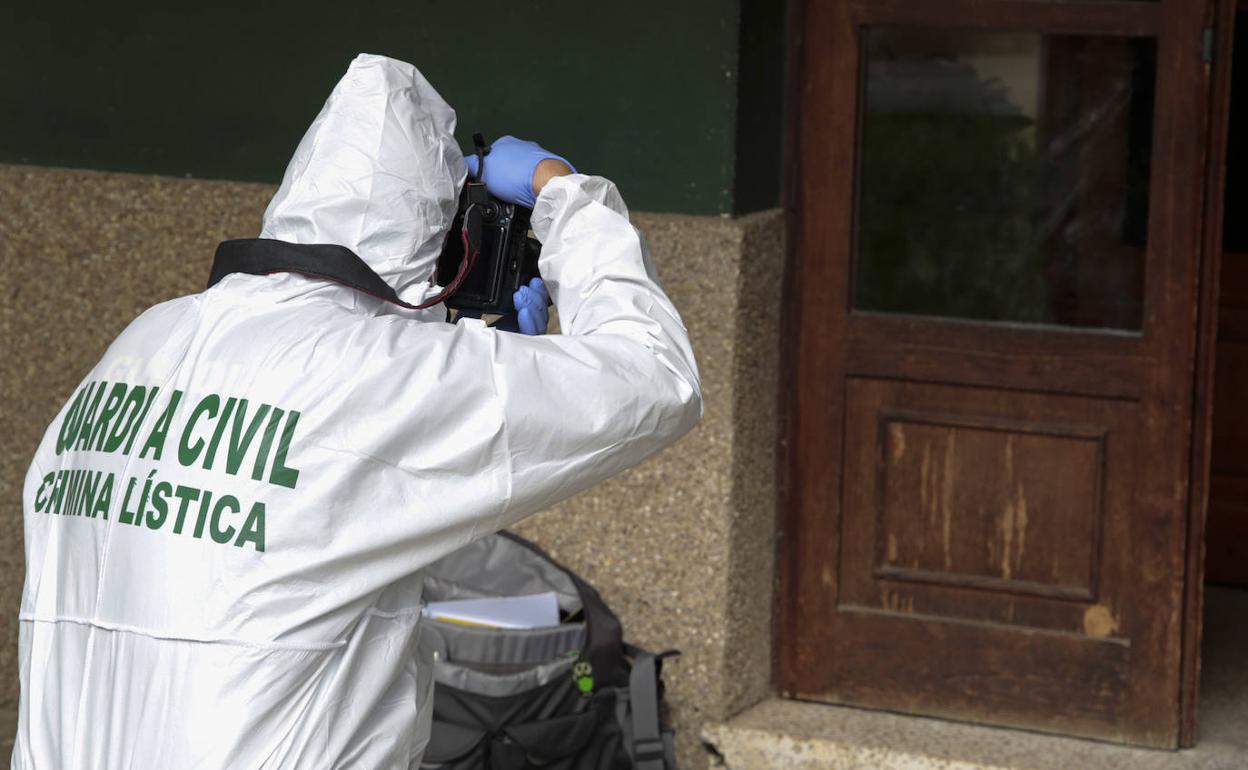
[423,591,560,629]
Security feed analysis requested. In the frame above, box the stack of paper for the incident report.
[423,591,560,629]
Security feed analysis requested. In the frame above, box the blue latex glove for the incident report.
[464,136,575,209]
[492,278,550,336]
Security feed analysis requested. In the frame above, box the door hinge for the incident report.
[1202,26,1215,64]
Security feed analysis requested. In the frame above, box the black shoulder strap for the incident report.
[208,238,427,310]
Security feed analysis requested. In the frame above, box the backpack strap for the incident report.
[627,646,680,770]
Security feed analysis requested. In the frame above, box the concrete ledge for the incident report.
[701,698,1241,770]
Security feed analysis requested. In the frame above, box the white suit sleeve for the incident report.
[485,173,703,527]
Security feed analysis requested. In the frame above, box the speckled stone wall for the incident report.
[0,164,784,768]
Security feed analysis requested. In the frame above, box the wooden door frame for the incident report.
[775,0,1234,747]
[773,0,807,705]
[1179,0,1238,748]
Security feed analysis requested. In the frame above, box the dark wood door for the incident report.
[780,0,1223,748]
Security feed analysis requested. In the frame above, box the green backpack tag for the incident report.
[573,660,594,695]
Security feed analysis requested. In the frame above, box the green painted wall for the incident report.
[734,0,788,215]
[0,1,785,215]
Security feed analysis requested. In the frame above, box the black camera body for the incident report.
[435,135,542,315]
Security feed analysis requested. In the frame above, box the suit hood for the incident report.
[260,54,466,306]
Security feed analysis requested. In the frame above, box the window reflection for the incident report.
[855,28,1156,330]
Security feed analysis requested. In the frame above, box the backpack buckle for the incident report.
[635,737,666,762]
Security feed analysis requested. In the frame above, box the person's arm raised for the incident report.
[338,141,701,562]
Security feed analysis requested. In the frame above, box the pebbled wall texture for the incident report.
[0,164,785,769]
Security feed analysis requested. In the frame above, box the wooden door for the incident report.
[779,0,1224,748]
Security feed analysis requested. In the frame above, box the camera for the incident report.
[435,134,543,316]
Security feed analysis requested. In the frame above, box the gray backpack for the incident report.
[419,531,678,770]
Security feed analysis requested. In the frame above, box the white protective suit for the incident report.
[16,54,701,769]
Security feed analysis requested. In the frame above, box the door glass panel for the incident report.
[854,28,1157,330]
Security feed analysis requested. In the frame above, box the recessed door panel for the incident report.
[841,378,1121,625]
[834,378,1160,647]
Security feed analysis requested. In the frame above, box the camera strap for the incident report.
[207,235,476,311]
[210,134,497,312]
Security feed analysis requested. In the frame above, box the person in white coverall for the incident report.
[16,54,701,769]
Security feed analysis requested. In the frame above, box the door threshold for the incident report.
[704,586,1247,770]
